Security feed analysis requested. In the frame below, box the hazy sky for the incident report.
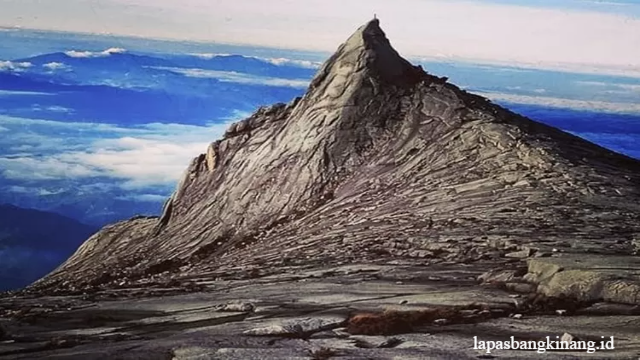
[1,0,640,74]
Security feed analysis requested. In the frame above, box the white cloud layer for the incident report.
[156,67,310,88]
[577,81,640,92]
[1,0,639,76]
[59,136,211,185]
[0,156,100,180]
[260,57,321,69]
[43,62,70,71]
[189,54,322,69]
[0,61,32,72]
[15,186,66,196]
[64,47,126,58]
[116,194,167,202]
[0,90,52,96]
[31,105,74,113]
[480,92,640,114]
[0,114,244,187]
[189,53,232,59]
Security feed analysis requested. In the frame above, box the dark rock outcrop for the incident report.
[29,19,640,297]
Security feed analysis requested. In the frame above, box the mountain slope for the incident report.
[0,204,97,291]
[32,19,640,293]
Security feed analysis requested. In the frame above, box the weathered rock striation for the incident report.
[29,19,640,294]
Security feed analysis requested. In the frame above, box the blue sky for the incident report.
[2,0,640,76]
[480,0,640,15]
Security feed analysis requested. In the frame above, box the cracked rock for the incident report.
[244,316,347,337]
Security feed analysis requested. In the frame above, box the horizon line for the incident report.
[3,24,640,80]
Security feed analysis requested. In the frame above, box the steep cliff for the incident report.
[32,19,640,293]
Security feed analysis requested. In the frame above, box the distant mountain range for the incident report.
[16,50,317,80]
[0,203,97,291]
[0,52,312,126]
[0,188,165,227]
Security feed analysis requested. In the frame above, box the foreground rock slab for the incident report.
[527,255,640,304]
[2,263,640,359]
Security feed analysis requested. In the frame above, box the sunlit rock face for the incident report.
[31,19,640,294]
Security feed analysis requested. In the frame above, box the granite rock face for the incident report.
[28,19,640,298]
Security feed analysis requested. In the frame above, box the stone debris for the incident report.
[308,347,340,359]
[243,324,293,336]
[215,302,255,313]
[505,248,536,259]
[378,337,404,348]
[632,237,640,255]
[244,316,347,337]
[576,302,640,316]
[526,255,640,305]
[433,318,448,325]
[478,268,525,284]
[505,282,536,293]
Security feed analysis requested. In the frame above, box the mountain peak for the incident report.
[308,19,426,91]
[30,20,640,297]
[349,18,384,46]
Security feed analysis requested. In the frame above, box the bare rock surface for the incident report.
[2,265,640,359]
[2,19,640,359]
[527,255,640,304]
[27,18,640,295]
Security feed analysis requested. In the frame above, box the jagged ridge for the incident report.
[32,19,640,293]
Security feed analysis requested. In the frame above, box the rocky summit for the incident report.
[2,19,640,359]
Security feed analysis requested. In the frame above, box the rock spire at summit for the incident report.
[308,18,426,90]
